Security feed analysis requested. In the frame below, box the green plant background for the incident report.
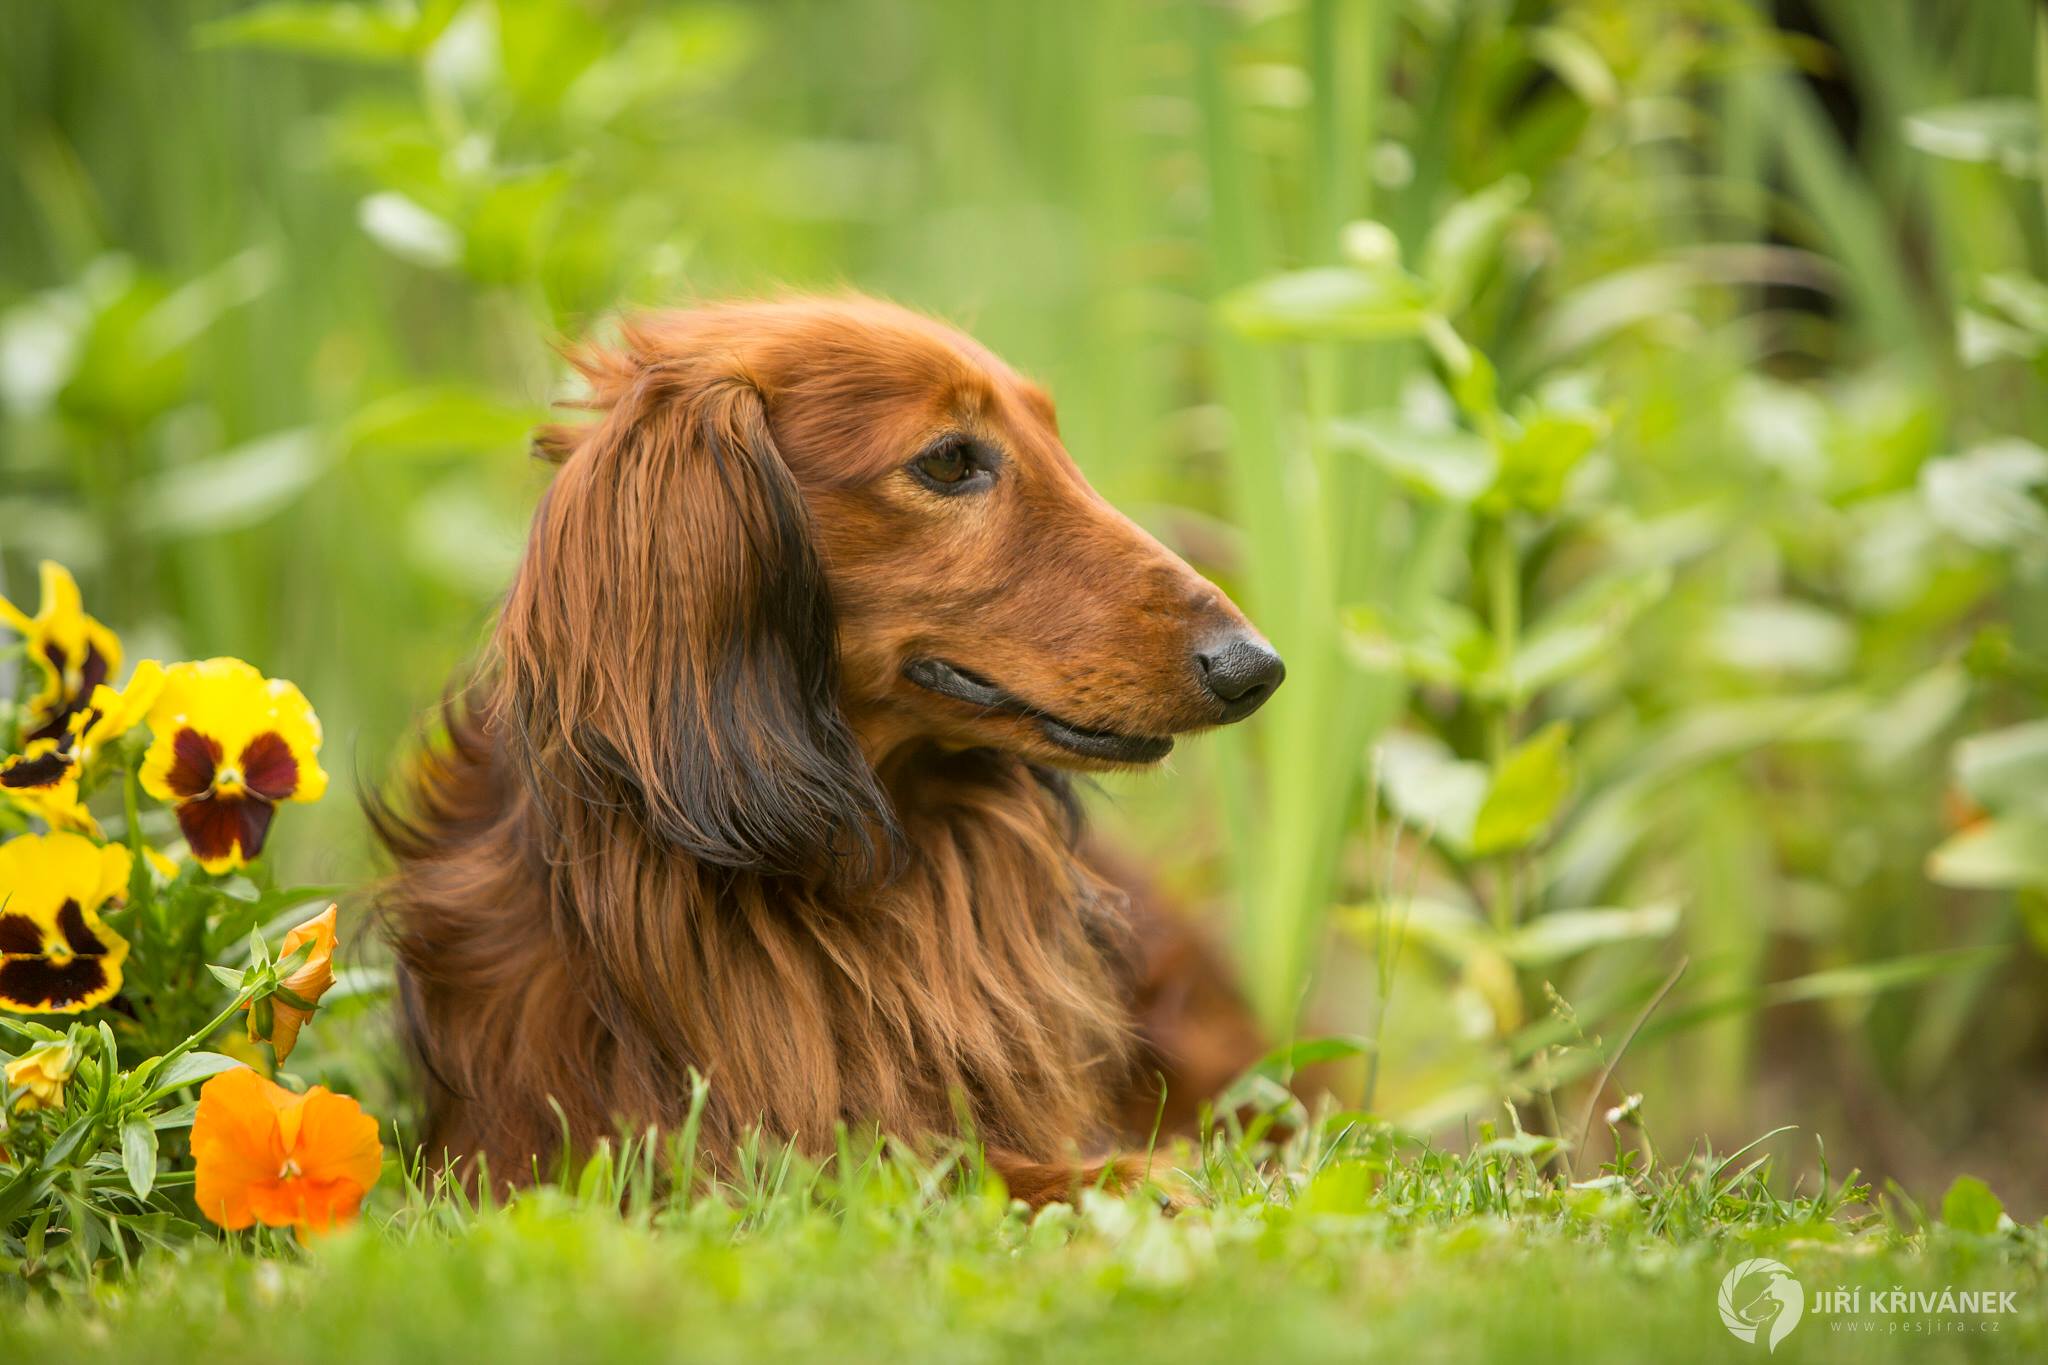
[4,0,2045,1212]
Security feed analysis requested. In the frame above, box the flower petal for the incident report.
[0,832,131,920]
[292,1085,385,1197]
[175,792,275,873]
[192,1067,293,1231]
[0,915,42,954]
[0,952,117,1013]
[0,745,77,791]
[240,731,301,802]
[0,892,130,1012]
[166,728,223,800]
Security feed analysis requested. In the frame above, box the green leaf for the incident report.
[344,385,540,457]
[145,1052,244,1100]
[1374,732,1488,853]
[1249,1035,1373,1080]
[206,963,249,991]
[44,1115,93,1167]
[195,3,419,64]
[1954,720,2048,816]
[1471,723,1573,856]
[1474,1133,1561,1161]
[1489,408,1603,513]
[1940,1175,2007,1235]
[1641,948,2007,1044]
[1528,27,1618,108]
[1920,439,2048,549]
[358,192,464,270]
[1335,898,1490,967]
[1981,272,2048,336]
[1328,414,1496,502]
[121,1116,158,1200]
[1903,99,2039,175]
[1343,600,1490,690]
[1500,904,1679,965]
[1711,600,1855,677]
[1926,816,2048,890]
[1221,265,1435,342]
[149,1102,199,1131]
[129,429,326,538]
[1421,175,1528,314]
[1509,567,1671,696]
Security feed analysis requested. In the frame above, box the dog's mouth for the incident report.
[902,658,1175,765]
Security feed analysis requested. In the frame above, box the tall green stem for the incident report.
[1481,514,1521,931]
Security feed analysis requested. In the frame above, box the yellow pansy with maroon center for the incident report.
[0,832,132,1014]
[68,659,166,769]
[0,562,123,746]
[0,662,164,838]
[141,658,327,874]
[0,739,96,835]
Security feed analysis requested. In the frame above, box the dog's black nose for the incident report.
[1195,635,1285,719]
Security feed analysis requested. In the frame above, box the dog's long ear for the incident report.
[501,344,894,881]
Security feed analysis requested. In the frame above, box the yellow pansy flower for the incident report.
[0,562,122,746]
[68,659,166,768]
[5,1038,77,1111]
[0,832,132,1013]
[0,739,97,835]
[0,662,163,837]
[140,658,327,874]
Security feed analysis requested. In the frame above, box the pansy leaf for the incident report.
[44,1115,93,1168]
[206,963,249,991]
[121,1116,158,1199]
[143,1051,244,1102]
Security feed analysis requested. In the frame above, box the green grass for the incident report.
[7,1124,2044,1364]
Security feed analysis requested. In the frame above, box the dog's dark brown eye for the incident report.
[908,440,992,494]
[919,447,968,482]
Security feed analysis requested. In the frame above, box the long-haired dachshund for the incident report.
[376,296,1281,1203]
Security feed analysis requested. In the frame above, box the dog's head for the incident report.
[507,296,1281,878]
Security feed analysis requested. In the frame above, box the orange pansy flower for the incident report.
[247,904,339,1062]
[191,1066,383,1237]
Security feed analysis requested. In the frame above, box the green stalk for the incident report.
[1481,513,1520,932]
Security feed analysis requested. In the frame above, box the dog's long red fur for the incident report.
[374,297,1270,1202]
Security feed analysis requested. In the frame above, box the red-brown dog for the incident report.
[375,296,1279,1203]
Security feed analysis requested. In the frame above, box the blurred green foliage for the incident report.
[3,0,2046,1200]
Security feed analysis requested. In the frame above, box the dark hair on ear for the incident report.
[499,339,898,883]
